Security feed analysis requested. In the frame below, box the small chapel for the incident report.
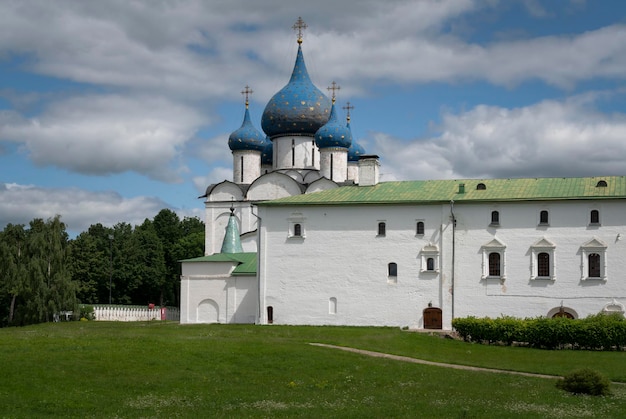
[180,18,626,329]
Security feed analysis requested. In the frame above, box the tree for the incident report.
[0,224,27,325]
[68,224,113,304]
[132,219,167,305]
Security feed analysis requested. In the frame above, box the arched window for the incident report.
[588,253,601,278]
[596,180,607,187]
[378,222,386,236]
[426,258,434,271]
[491,211,500,225]
[537,252,550,277]
[539,210,549,225]
[416,221,424,235]
[590,210,600,225]
[488,252,501,277]
[388,262,397,277]
[476,183,486,190]
[293,223,302,237]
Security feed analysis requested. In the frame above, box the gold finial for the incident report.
[241,85,253,108]
[292,17,307,44]
[343,102,354,122]
[327,81,340,103]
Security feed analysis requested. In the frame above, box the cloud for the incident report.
[0,183,174,235]
[377,93,626,180]
[0,94,206,181]
[1,0,622,101]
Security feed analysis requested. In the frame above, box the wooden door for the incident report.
[423,307,442,329]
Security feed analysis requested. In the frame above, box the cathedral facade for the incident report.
[180,20,626,328]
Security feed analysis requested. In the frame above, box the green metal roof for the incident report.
[258,176,626,206]
[180,252,256,276]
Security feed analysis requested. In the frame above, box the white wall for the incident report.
[180,261,257,324]
[258,199,626,329]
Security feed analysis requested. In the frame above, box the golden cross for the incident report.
[343,101,354,121]
[241,85,253,107]
[327,81,340,102]
[292,17,307,44]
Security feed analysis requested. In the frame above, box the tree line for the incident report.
[0,209,204,327]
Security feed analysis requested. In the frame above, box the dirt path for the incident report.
[309,343,559,379]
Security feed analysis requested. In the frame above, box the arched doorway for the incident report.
[197,299,219,323]
[423,306,442,329]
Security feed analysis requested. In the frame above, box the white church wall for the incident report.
[258,204,446,328]
[180,261,257,324]
[452,200,626,321]
[273,135,320,170]
[258,198,626,329]
[247,173,303,200]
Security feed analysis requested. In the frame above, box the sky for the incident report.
[1,0,626,236]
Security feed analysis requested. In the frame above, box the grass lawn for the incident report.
[0,322,624,418]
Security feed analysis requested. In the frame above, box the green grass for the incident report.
[0,322,624,418]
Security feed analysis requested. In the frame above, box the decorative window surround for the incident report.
[481,237,506,280]
[602,299,624,316]
[580,237,608,281]
[530,237,556,281]
[288,212,306,238]
[420,243,439,273]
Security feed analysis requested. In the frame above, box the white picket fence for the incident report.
[92,305,180,322]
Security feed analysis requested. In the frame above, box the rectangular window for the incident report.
[537,253,550,277]
[588,253,601,278]
[378,222,386,236]
[488,253,501,276]
[539,210,549,225]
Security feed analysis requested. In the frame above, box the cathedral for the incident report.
[180,19,626,329]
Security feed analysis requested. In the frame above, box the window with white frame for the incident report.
[530,237,556,280]
[420,243,439,273]
[481,238,506,280]
[580,237,607,280]
[288,212,306,238]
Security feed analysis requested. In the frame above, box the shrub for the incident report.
[556,368,611,396]
[79,305,95,321]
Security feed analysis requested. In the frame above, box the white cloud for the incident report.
[0,94,205,181]
[0,183,172,235]
[377,93,626,180]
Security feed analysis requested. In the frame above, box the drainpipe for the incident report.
[450,200,456,322]
[250,204,262,324]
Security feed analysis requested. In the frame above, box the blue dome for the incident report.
[261,136,273,165]
[315,102,352,149]
[228,107,265,152]
[347,124,366,161]
[262,45,331,138]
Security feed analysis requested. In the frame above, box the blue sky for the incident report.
[1,0,626,236]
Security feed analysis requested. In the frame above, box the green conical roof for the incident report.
[220,211,244,254]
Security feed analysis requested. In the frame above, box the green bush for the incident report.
[453,313,625,350]
[556,368,611,396]
[79,305,95,321]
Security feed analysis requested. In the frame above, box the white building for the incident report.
[180,19,626,328]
